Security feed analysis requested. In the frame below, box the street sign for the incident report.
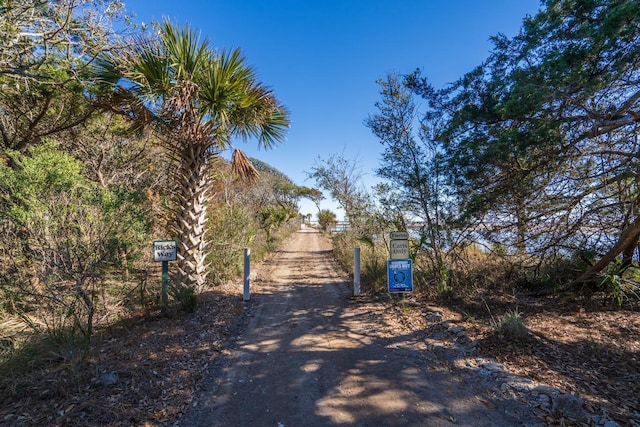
[153,239,178,310]
[390,239,409,259]
[153,240,178,262]
[390,231,409,240]
[390,231,409,259]
[387,259,413,293]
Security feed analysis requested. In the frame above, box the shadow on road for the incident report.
[180,231,541,426]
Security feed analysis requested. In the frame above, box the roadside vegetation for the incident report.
[305,1,640,423]
[308,0,640,310]
[1,0,639,425]
[0,0,304,401]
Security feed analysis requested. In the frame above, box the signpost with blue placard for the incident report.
[387,258,413,293]
[387,231,413,293]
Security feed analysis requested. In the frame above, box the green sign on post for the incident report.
[153,240,178,309]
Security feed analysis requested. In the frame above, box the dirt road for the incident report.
[178,227,542,426]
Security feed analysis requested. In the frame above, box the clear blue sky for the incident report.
[122,0,541,219]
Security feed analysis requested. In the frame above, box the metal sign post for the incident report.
[388,231,413,293]
[153,240,178,309]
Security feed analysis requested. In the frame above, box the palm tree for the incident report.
[93,20,289,293]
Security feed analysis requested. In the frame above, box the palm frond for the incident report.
[229,83,290,149]
[90,51,123,91]
[129,38,171,96]
[199,48,253,127]
[232,148,260,182]
[160,18,210,80]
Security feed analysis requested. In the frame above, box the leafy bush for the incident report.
[317,209,337,232]
[596,261,640,306]
[207,203,257,283]
[258,206,291,244]
[0,141,153,347]
[495,309,529,339]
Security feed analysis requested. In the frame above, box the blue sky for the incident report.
[123,0,541,219]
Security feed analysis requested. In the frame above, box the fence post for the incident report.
[354,246,361,296]
[243,247,251,301]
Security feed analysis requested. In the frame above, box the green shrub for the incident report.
[207,203,257,283]
[597,267,640,307]
[317,209,337,232]
[495,309,529,339]
[0,141,153,344]
[170,283,198,313]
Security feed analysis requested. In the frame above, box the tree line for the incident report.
[0,0,311,358]
[309,0,640,303]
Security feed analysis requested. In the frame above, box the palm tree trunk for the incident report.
[172,142,211,292]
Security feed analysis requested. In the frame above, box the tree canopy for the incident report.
[366,0,640,292]
[412,0,638,273]
[0,0,128,151]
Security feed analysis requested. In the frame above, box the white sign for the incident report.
[153,240,178,262]
[390,239,409,259]
[390,231,409,240]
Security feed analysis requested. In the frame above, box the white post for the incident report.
[243,247,251,301]
[354,246,361,296]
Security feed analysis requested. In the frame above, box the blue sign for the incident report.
[387,259,413,293]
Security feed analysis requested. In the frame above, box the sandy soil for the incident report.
[3,226,637,426]
[177,227,542,426]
